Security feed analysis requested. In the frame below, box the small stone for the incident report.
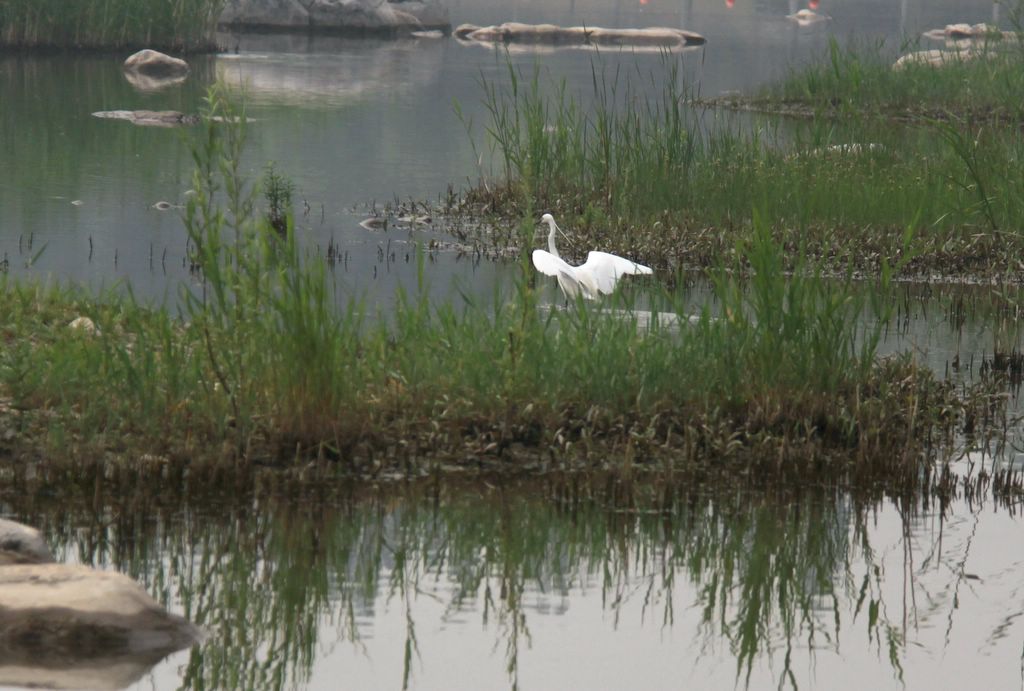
[68,317,99,335]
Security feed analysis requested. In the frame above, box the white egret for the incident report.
[531,213,653,300]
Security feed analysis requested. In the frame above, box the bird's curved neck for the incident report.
[547,222,559,257]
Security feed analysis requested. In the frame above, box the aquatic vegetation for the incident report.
[746,36,1024,122]
[7,475,1021,690]
[0,0,224,51]
[263,162,295,235]
[465,61,1024,279]
[0,88,1007,488]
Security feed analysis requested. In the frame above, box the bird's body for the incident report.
[531,214,652,300]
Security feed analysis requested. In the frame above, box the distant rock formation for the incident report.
[220,0,450,34]
[922,22,1015,41]
[454,22,706,49]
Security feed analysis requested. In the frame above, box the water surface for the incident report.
[6,478,1022,690]
[0,0,1002,303]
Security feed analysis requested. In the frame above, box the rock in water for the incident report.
[0,519,54,565]
[892,48,978,70]
[219,0,311,27]
[0,563,200,654]
[123,49,190,78]
[453,23,479,39]
[92,110,200,128]
[787,9,830,24]
[459,22,705,48]
[219,0,450,32]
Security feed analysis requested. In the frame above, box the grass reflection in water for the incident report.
[11,476,1019,690]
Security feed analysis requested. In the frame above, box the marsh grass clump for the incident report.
[464,61,1024,279]
[0,0,224,52]
[0,87,1007,488]
[263,163,295,235]
[747,36,1024,122]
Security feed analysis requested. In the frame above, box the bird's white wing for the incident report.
[533,249,586,298]
[580,251,653,295]
[532,249,574,277]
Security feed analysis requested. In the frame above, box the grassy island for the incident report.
[0,90,1008,492]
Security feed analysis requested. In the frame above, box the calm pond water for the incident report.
[4,478,1023,690]
[3,1,1024,689]
[0,0,1005,304]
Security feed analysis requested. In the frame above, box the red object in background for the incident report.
[639,0,648,4]
[809,0,820,8]
[726,0,734,7]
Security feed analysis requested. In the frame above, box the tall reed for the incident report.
[470,59,1024,277]
[765,36,1024,119]
[0,0,224,51]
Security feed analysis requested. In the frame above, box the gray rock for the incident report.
[122,49,190,78]
[219,0,449,32]
[460,23,705,48]
[0,519,53,565]
[92,110,200,127]
[307,0,420,30]
[453,23,478,39]
[0,563,200,655]
[220,0,311,27]
[892,48,979,70]
[388,0,448,29]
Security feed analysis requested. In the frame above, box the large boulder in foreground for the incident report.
[0,563,200,655]
[0,518,53,565]
[219,0,450,33]
[123,49,190,78]
[0,520,198,689]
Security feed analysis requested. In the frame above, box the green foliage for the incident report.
[0,0,224,51]
[766,36,1024,119]
[470,58,1024,278]
[263,162,295,235]
[0,87,991,481]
